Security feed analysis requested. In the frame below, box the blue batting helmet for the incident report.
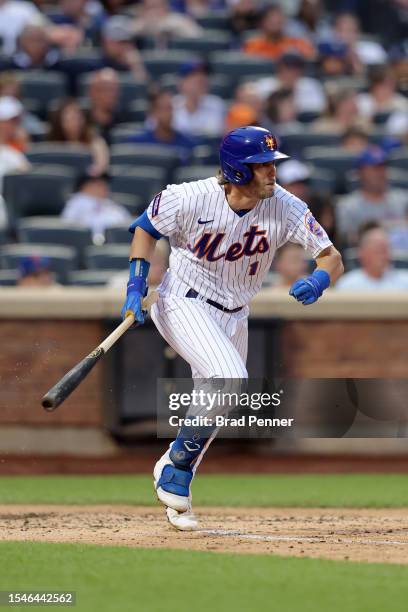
[219,126,289,185]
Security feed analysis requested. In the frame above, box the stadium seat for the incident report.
[296,111,322,124]
[26,144,93,173]
[3,166,76,229]
[85,245,129,270]
[121,99,148,123]
[342,247,358,272]
[209,52,274,82]
[110,123,144,144]
[192,145,220,165]
[105,225,132,244]
[279,131,340,157]
[392,253,408,269]
[17,70,67,119]
[110,144,181,183]
[208,75,235,98]
[67,270,119,286]
[0,269,18,286]
[16,217,93,269]
[169,31,232,56]
[174,166,219,183]
[388,151,408,171]
[142,50,202,79]
[303,147,357,193]
[0,243,76,284]
[110,192,143,217]
[0,228,8,245]
[110,167,165,203]
[196,11,230,31]
[308,168,337,193]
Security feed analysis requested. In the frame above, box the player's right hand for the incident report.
[121,281,147,324]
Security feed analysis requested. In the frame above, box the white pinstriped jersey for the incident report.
[147,176,332,309]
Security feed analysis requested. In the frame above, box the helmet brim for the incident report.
[243,150,289,163]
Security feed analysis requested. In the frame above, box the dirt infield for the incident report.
[1,505,407,564]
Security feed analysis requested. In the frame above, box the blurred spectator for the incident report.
[0,0,83,56]
[335,227,408,291]
[336,146,408,247]
[48,99,110,175]
[270,243,308,288]
[313,86,367,134]
[100,0,136,16]
[331,12,387,72]
[288,0,330,42]
[253,51,326,115]
[388,42,408,97]
[0,94,28,151]
[229,0,260,37]
[87,68,121,145]
[0,96,31,196]
[179,0,226,18]
[61,172,131,244]
[132,0,202,45]
[340,125,370,154]
[263,88,302,135]
[224,82,263,132]
[47,0,101,44]
[353,0,407,51]
[0,0,46,56]
[0,72,43,138]
[317,40,353,77]
[99,16,147,81]
[108,238,170,288]
[173,61,226,137]
[224,103,258,132]
[126,88,197,163]
[3,24,88,95]
[278,158,312,199]
[357,66,408,123]
[17,256,58,288]
[278,158,337,241]
[243,4,316,62]
[385,111,408,147]
[9,24,62,70]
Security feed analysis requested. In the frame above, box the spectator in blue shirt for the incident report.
[126,88,199,164]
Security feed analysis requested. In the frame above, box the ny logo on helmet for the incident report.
[265,135,276,150]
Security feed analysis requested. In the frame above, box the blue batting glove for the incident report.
[121,258,150,324]
[289,269,330,306]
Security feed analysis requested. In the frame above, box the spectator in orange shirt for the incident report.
[243,4,315,62]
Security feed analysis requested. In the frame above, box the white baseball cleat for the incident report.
[166,506,199,531]
[153,447,192,513]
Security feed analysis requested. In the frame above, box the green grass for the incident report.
[0,474,408,507]
[0,542,407,612]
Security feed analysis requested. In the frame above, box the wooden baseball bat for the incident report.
[41,291,158,411]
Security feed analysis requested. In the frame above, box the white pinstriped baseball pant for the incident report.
[150,294,249,379]
[150,276,249,473]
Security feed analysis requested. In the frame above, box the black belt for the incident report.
[185,289,243,313]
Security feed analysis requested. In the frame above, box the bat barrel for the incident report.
[41,347,104,411]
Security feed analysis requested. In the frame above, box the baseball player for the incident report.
[122,126,344,530]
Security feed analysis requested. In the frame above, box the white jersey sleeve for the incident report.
[146,185,183,238]
[285,195,332,257]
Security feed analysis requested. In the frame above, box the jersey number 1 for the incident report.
[248,261,259,276]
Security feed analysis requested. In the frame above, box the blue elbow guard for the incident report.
[129,210,163,240]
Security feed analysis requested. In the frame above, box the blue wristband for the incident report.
[129,257,150,280]
[312,269,330,292]
[127,258,150,296]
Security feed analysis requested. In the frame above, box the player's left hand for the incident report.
[289,270,330,306]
